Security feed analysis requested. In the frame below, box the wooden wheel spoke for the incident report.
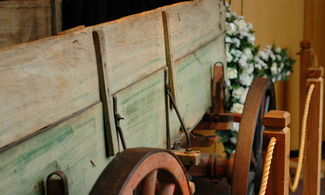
[159,183,175,195]
[232,78,275,195]
[141,170,158,195]
[90,148,191,195]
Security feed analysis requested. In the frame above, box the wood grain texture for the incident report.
[263,110,291,129]
[92,9,166,94]
[0,103,112,195]
[0,28,100,150]
[162,0,226,61]
[303,78,323,195]
[263,111,290,195]
[92,30,119,155]
[263,128,290,195]
[0,0,52,48]
[114,70,167,148]
[169,35,225,141]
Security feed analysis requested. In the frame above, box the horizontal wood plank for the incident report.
[163,0,226,61]
[0,28,100,150]
[0,103,111,195]
[92,9,166,94]
[169,35,225,141]
[115,70,167,148]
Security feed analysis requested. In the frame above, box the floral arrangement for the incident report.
[218,7,295,157]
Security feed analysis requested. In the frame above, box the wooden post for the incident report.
[300,41,312,127]
[263,110,290,195]
[302,67,323,195]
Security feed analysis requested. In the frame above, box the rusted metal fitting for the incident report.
[46,171,69,195]
[188,153,234,183]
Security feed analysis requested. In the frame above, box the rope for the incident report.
[258,84,315,194]
[289,83,315,192]
[259,137,277,195]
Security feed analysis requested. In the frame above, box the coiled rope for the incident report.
[258,83,315,195]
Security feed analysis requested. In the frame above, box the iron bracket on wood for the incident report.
[112,96,127,150]
[194,63,234,132]
[46,171,69,195]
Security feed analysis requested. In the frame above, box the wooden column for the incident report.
[263,110,290,195]
[300,41,312,126]
[302,67,323,195]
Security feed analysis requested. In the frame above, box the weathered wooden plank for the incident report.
[0,103,111,195]
[114,70,167,148]
[92,30,119,155]
[0,28,100,150]
[162,0,226,61]
[169,34,225,141]
[0,0,52,48]
[92,8,166,94]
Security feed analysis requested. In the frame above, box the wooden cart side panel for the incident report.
[90,0,225,95]
[163,0,226,61]
[170,34,225,141]
[115,70,167,149]
[0,28,100,150]
[0,0,52,49]
[0,103,111,195]
[92,9,166,94]
[113,35,225,148]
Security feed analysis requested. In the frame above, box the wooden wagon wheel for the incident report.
[231,78,275,195]
[90,148,192,195]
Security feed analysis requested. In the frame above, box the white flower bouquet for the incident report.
[218,7,295,157]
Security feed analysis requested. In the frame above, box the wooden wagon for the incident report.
[0,0,290,194]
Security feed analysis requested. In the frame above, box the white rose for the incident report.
[232,86,245,99]
[286,71,291,77]
[226,79,232,89]
[227,67,238,79]
[237,20,247,32]
[270,53,276,61]
[225,36,232,43]
[258,51,268,61]
[240,88,249,104]
[279,62,284,70]
[243,64,254,74]
[244,48,253,59]
[231,122,240,132]
[255,63,262,70]
[226,23,237,35]
[248,33,256,44]
[277,75,282,81]
[234,38,240,48]
[276,47,281,53]
[240,73,253,86]
[231,103,244,113]
[276,54,281,61]
[230,136,237,144]
[227,51,233,62]
[271,62,278,74]
[247,23,253,30]
[239,55,248,68]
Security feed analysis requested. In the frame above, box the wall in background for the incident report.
[230,0,305,150]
